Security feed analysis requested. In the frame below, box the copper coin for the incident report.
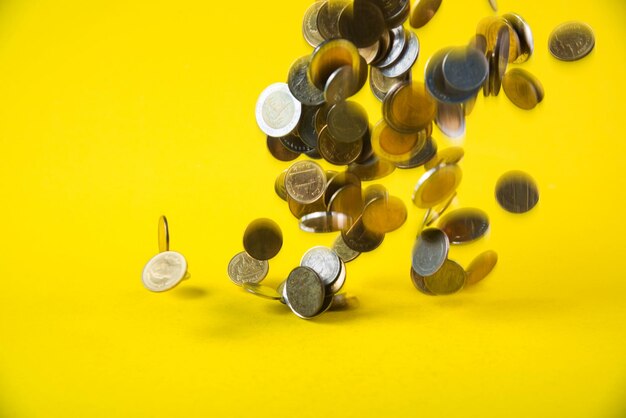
[466,250,498,285]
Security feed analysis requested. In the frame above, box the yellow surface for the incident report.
[1,0,625,416]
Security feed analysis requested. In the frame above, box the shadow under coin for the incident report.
[171,285,210,300]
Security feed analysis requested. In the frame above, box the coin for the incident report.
[267,135,300,161]
[502,13,534,64]
[369,65,411,101]
[338,0,385,48]
[324,171,361,206]
[371,119,426,162]
[380,31,419,78]
[383,81,436,133]
[301,246,342,286]
[410,267,435,295]
[423,192,456,226]
[158,215,169,253]
[369,29,391,66]
[318,125,363,165]
[328,293,360,310]
[285,160,326,204]
[242,283,282,300]
[288,194,327,219]
[492,25,509,96]
[423,259,466,295]
[285,266,326,319]
[412,227,449,277]
[488,0,497,11]
[375,0,409,28]
[332,233,361,262]
[412,164,462,208]
[316,0,346,41]
[394,134,437,169]
[466,250,498,285]
[288,56,325,106]
[142,251,188,292]
[549,21,595,61]
[300,211,352,233]
[424,146,464,170]
[495,170,539,213]
[362,195,407,234]
[409,0,442,28]
[279,132,312,154]
[255,82,302,137]
[375,26,407,68]
[227,251,270,286]
[502,68,544,110]
[327,101,369,143]
[243,218,283,261]
[425,48,478,104]
[437,208,489,244]
[348,154,396,180]
[302,1,327,47]
[441,45,488,93]
[297,105,321,149]
[310,38,360,90]
[274,170,288,201]
[327,258,347,294]
[435,102,465,139]
[324,65,358,105]
[341,216,385,252]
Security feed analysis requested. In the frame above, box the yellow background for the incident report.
[1,0,625,416]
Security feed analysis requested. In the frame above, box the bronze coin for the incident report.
[466,250,498,286]
[495,170,539,213]
[318,125,363,165]
[383,81,436,133]
[267,135,300,162]
[243,218,283,261]
[316,1,347,41]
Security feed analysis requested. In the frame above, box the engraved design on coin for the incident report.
[285,160,326,204]
[301,246,341,286]
[255,83,301,137]
[142,251,187,292]
[227,251,269,286]
[549,21,595,61]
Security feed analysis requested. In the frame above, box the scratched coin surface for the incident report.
[285,160,326,204]
[437,208,490,244]
[423,259,466,295]
[255,82,302,138]
[549,21,595,61]
[412,164,462,208]
[227,251,269,286]
[301,246,342,286]
[495,170,539,213]
[243,218,283,261]
[285,266,326,319]
[288,56,325,106]
[411,227,449,277]
[142,251,187,292]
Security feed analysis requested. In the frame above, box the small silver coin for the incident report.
[410,267,435,296]
[301,246,342,286]
[142,251,187,292]
[375,26,407,69]
[380,31,419,78]
[255,83,302,137]
[227,251,269,286]
[411,228,449,277]
[285,266,326,319]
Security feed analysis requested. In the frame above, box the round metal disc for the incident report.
[285,266,326,319]
[227,251,269,286]
[466,250,498,286]
[243,218,283,261]
[412,227,449,277]
[142,251,187,292]
[423,259,466,295]
[437,207,490,244]
[495,170,539,213]
[412,164,462,208]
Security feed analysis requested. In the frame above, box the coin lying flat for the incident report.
[423,259,466,295]
[142,251,188,292]
[412,164,462,208]
[466,250,498,286]
[441,46,488,93]
[255,83,302,138]
[301,246,342,286]
[299,211,351,233]
[409,0,442,28]
[437,207,489,244]
[242,283,282,300]
[332,233,361,262]
[285,160,326,204]
[158,215,169,253]
[285,266,326,319]
[302,1,326,47]
[502,68,544,110]
[410,267,435,295]
[227,251,270,286]
[549,21,595,61]
[243,218,283,261]
[495,170,539,213]
[412,227,449,277]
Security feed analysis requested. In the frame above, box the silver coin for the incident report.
[380,31,419,78]
[277,280,287,304]
[288,56,325,106]
[242,283,282,300]
[302,1,327,47]
[411,228,449,277]
[142,251,187,292]
[255,82,302,137]
[227,251,269,286]
[437,207,489,244]
[375,26,407,69]
[369,66,411,101]
[327,259,347,294]
[435,102,465,138]
[301,246,342,286]
[332,233,361,262]
[285,266,326,319]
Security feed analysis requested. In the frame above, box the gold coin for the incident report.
[412,164,462,208]
[383,81,436,133]
[363,184,388,206]
[327,101,369,143]
[437,207,489,244]
[337,0,385,48]
[243,218,283,261]
[394,133,437,169]
[362,195,407,234]
[285,160,326,204]
[466,250,498,286]
[424,192,456,226]
[327,184,363,225]
[309,38,360,90]
[347,154,396,181]
[423,259,466,295]
[324,171,361,206]
[425,146,465,170]
[409,0,442,29]
[341,216,384,253]
[371,119,426,162]
[288,194,327,219]
[158,215,169,253]
[548,21,595,61]
[502,13,534,64]
[502,68,544,110]
[274,170,288,201]
[318,125,363,165]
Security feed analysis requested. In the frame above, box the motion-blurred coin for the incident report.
[318,125,363,165]
[285,160,326,204]
[142,251,188,292]
[297,105,321,148]
[301,246,342,286]
[502,68,544,110]
[316,0,346,41]
[495,170,539,213]
[441,46,488,93]
[303,1,327,47]
[423,259,466,295]
[359,39,380,64]
[394,134,437,169]
[369,66,411,101]
[412,163,462,208]
[267,135,301,161]
[362,195,407,234]
[158,215,169,253]
[438,208,489,244]
[383,81,435,133]
[491,25,509,96]
[328,293,360,310]
[288,56,325,106]
[371,119,425,162]
[338,0,385,48]
[410,267,435,295]
[341,216,385,252]
[242,283,282,301]
[348,154,396,180]
[288,194,327,219]
[502,13,533,63]
[425,47,477,104]
[423,192,456,226]
[375,0,410,28]
[412,227,449,277]
[325,65,357,105]
[310,38,360,90]
[285,266,326,319]
[409,0,442,28]
[327,101,369,143]
[256,83,302,137]
[435,102,465,139]
[549,21,595,61]
[300,211,352,233]
[469,34,487,54]
[279,132,312,154]
[424,146,464,170]
[375,26,407,68]
[243,218,283,261]
[324,171,361,206]
[380,31,419,78]
[274,170,288,201]
[466,250,498,285]
[227,251,270,286]
[488,0,497,11]
[332,233,361,262]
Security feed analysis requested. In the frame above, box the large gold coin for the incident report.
[412,164,462,208]
[371,119,426,162]
[383,81,436,133]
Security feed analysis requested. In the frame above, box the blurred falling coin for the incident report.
[394,134,437,169]
[549,21,595,61]
[441,45,489,93]
[338,0,385,48]
[348,154,396,180]
[423,259,466,295]
[341,216,385,252]
[502,68,544,110]
[243,218,283,261]
[495,170,539,213]
[332,233,361,262]
[328,293,360,310]
[327,101,369,143]
[242,283,282,301]
[324,65,358,105]
[158,215,169,253]
[424,146,464,170]
[437,208,489,244]
[256,83,302,137]
[412,164,462,208]
[380,31,419,78]
[288,56,325,106]
[423,192,456,226]
[502,13,534,63]
[412,227,449,277]
[369,65,411,101]
[302,1,327,47]
[466,250,498,286]
[371,119,425,162]
[383,81,436,133]
[328,184,364,223]
[310,38,360,90]
[299,211,352,233]
[409,0,442,28]
[410,267,435,295]
[274,171,288,201]
[435,102,465,139]
[267,135,301,161]
[318,125,363,165]
[362,195,407,234]
[301,246,342,286]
